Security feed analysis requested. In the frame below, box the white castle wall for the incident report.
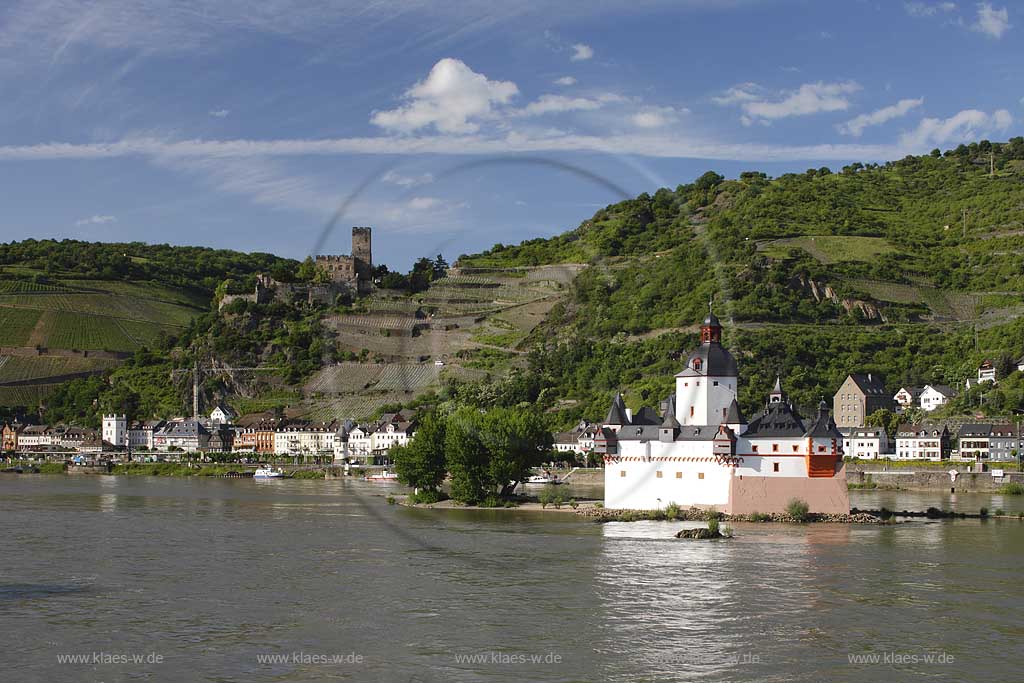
[675,375,736,426]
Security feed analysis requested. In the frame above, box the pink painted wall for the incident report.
[727,464,850,515]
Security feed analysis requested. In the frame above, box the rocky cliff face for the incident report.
[791,274,884,322]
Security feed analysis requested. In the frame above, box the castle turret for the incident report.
[675,308,738,426]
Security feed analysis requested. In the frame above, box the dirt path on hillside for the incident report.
[26,310,55,347]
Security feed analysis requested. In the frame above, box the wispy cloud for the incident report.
[899,108,1012,148]
[74,214,117,226]
[904,1,957,17]
[630,105,684,129]
[553,76,577,86]
[516,93,624,116]
[837,97,924,137]
[716,81,861,125]
[382,169,434,187]
[972,2,1010,38]
[570,43,594,61]
[209,109,230,118]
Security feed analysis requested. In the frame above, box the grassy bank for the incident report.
[110,463,246,477]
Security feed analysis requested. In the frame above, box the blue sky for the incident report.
[0,0,1019,269]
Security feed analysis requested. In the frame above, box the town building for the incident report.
[976,360,998,385]
[128,420,165,451]
[154,420,209,452]
[920,384,956,412]
[209,404,237,425]
[272,421,337,457]
[841,427,891,459]
[957,424,992,463]
[893,387,922,413]
[102,414,128,448]
[1016,355,1024,373]
[833,373,891,428]
[895,424,950,461]
[600,311,848,515]
[2,422,24,451]
[988,424,1020,463]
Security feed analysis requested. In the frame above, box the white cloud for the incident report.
[408,196,442,210]
[905,2,957,17]
[74,214,117,226]
[209,109,230,118]
[370,58,518,134]
[553,76,577,86]
[382,169,434,187]
[570,43,593,61]
[516,93,623,116]
[973,3,1010,38]
[837,97,925,137]
[711,83,761,106]
[630,106,682,129]
[900,108,1012,148]
[723,81,861,123]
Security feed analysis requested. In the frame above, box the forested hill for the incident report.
[0,239,295,294]
[458,138,1024,424]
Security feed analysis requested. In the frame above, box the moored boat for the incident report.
[253,467,285,479]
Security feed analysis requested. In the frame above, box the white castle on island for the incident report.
[598,309,849,515]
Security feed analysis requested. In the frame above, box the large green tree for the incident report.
[393,412,447,492]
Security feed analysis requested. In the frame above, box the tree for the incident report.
[444,407,490,504]
[393,412,447,492]
[865,409,900,439]
[482,407,552,496]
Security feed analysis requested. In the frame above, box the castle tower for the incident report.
[351,226,372,271]
[102,414,127,447]
[675,309,738,426]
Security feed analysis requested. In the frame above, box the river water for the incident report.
[1,475,1022,683]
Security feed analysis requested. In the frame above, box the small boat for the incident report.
[364,470,400,482]
[524,472,560,485]
[253,467,285,479]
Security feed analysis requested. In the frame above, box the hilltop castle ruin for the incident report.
[316,227,372,294]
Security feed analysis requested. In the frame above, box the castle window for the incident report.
[693,359,702,370]
[690,406,694,418]
[620,470,626,478]
[656,471,663,478]
[773,463,780,472]
[772,444,779,452]
[698,472,704,480]
[752,445,758,452]
[675,472,682,479]
[713,381,719,386]
[792,445,799,452]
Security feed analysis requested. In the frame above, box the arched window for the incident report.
[693,359,702,371]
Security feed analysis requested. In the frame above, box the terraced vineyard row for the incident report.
[0,355,118,384]
[0,293,195,326]
[327,314,420,332]
[373,364,441,391]
[0,383,61,406]
[306,364,387,394]
[0,281,73,294]
[300,393,406,421]
[0,308,43,346]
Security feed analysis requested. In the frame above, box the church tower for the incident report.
[674,307,739,426]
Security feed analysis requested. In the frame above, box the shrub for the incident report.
[995,508,1004,516]
[980,507,989,518]
[721,525,734,538]
[997,482,1024,495]
[665,502,681,520]
[706,507,720,535]
[538,485,560,509]
[749,512,771,522]
[569,498,579,510]
[786,498,810,522]
[386,495,396,505]
[408,489,445,505]
[594,502,604,509]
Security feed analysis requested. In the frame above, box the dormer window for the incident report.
[693,359,702,371]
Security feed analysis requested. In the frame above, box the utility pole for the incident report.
[990,151,995,178]
[962,207,968,239]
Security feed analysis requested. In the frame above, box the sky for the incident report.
[0,0,1020,269]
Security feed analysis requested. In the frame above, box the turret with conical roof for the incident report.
[604,393,629,428]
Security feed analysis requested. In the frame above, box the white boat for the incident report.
[524,473,560,485]
[253,467,285,479]
[364,470,400,482]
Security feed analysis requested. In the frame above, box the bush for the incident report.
[594,502,604,509]
[997,482,1024,495]
[749,512,771,522]
[706,507,720,535]
[386,495,396,505]
[408,489,446,505]
[721,525,734,538]
[538,485,559,509]
[980,507,989,517]
[569,498,579,510]
[786,498,810,522]
[665,502,681,520]
[995,508,1004,516]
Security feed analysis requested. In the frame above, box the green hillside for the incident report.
[455,138,1024,424]
[0,240,296,410]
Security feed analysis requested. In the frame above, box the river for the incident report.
[1,474,1021,682]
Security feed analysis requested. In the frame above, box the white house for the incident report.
[600,311,848,515]
[273,422,336,456]
[210,404,237,425]
[1016,355,1024,373]
[347,425,373,459]
[919,384,955,412]
[895,424,949,460]
[842,427,890,459]
[371,421,413,453]
[893,387,921,413]
[102,414,127,448]
[976,360,997,385]
[128,420,164,450]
